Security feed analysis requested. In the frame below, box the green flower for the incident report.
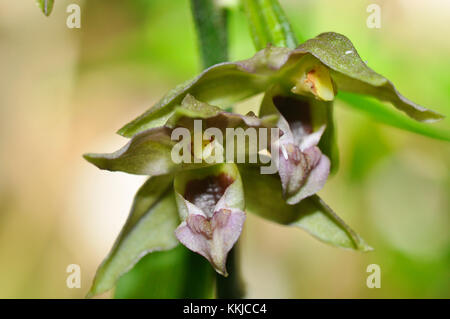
[84,32,443,297]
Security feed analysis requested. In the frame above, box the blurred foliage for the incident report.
[115,246,215,299]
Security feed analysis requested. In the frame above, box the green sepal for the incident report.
[240,166,372,251]
[87,175,179,297]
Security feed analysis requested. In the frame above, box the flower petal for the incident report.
[175,208,245,276]
[278,143,329,204]
[296,32,444,122]
[260,87,328,150]
[259,88,331,202]
[285,152,330,205]
[84,95,277,176]
[84,127,180,176]
[173,164,245,276]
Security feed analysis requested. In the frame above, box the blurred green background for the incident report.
[0,0,448,298]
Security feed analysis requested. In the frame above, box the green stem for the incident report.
[190,0,229,68]
[242,0,297,50]
[190,0,244,298]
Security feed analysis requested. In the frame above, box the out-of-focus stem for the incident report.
[242,0,298,50]
[190,0,229,68]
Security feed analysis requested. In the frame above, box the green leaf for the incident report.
[36,0,54,17]
[87,175,180,297]
[296,32,444,123]
[114,245,215,299]
[338,92,450,142]
[240,166,372,251]
[242,0,297,50]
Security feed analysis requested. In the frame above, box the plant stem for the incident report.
[190,0,244,298]
[190,0,229,68]
[242,0,298,50]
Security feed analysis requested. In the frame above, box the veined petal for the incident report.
[174,164,245,276]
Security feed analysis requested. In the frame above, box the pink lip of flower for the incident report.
[268,93,331,205]
[278,140,331,205]
[174,171,246,276]
[279,143,330,205]
[175,207,245,277]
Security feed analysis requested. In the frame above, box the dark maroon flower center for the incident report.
[184,173,234,215]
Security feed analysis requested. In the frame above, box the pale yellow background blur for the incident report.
[0,0,448,298]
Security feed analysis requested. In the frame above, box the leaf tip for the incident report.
[36,0,54,17]
[116,125,131,137]
[421,112,446,123]
[83,153,106,169]
[356,238,374,252]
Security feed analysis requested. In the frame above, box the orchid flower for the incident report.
[84,32,443,297]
